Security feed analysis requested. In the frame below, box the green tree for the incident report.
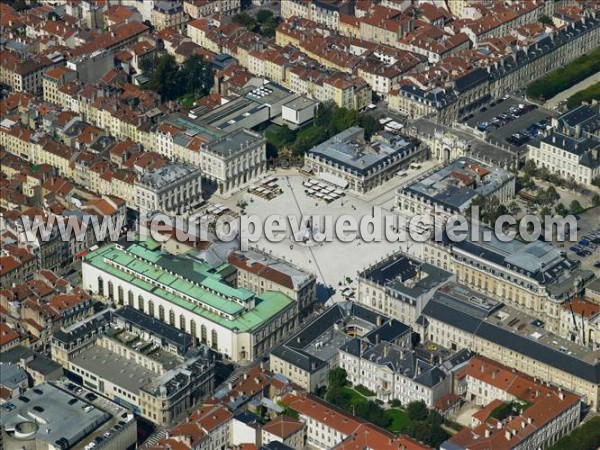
[389,399,402,407]
[232,12,258,31]
[592,194,600,207]
[523,159,537,177]
[358,115,383,139]
[570,200,584,214]
[325,386,351,409]
[256,9,274,22]
[148,54,183,100]
[406,401,428,422]
[555,202,568,216]
[355,401,391,428]
[183,54,214,97]
[538,14,553,26]
[328,368,348,389]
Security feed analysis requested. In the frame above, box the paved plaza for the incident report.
[215,167,439,303]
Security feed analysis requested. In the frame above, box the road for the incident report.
[544,71,600,109]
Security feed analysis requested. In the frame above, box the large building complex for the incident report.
[357,252,454,327]
[81,240,299,362]
[397,157,515,219]
[443,356,582,450]
[270,302,411,391]
[135,162,203,216]
[527,130,600,186]
[304,127,424,192]
[419,283,600,410]
[451,235,594,333]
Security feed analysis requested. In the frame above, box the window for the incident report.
[211,329,218,350]
[148,300,155,317]
[159,305,165,321]
[138,296,144,311]
[201,325,207,344]
[169,309,175,326]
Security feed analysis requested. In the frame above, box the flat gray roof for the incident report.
[137,162,200,190]
[0,382,110,448]
[308,126,415,175]
[284,95,318,111]
[207,128,264,157]
[70,345,159,394]
[402,157,514,211]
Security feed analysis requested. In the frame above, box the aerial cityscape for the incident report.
[1,0,600,449]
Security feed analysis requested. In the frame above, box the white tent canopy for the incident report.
[319,172,348,189]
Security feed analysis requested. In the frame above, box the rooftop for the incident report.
[84,242,294,332]
[137,162,200,191]
[308,127,416,176]
[359,252,454,300]
[422,283,600,383]
[401,157,514,212]
[1,382,111,449]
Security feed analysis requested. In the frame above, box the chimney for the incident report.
[527,417,532,425]
[485,429,491,438]
[497,421,502,430]
[243,373,248,380]
[375,334,380,344]
[376,316,382,326]
[505,431,511,441]
[383,344,389,358]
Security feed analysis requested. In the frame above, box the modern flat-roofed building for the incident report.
[270,302,410,392]
[135,162,203,216]
[357,252,454,327]
[280,96,318,128]
[419,282,600,410]
[0,381,137,450]
[81,240,298,362]
[304,127,424,193]
[397,157,515,220]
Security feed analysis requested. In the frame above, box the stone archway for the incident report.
[444,147,452,163]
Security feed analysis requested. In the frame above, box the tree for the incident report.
[183,54,214,98]
[538,14,553,26]
[555,202,568,216]
[570,200,584,214]
[256,9,274,23]
[325,386,351,409]
[389,399,402,407]
[355,401,391,428]
[592,194,600,207]
[328,368,348,389]
[548,416,600,450]
[523,159,537,177]
[358,115,383,139]
[406,401,428,422]
[232,12,258,32]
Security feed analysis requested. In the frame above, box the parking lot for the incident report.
[566,207,600,272]
[465,97,554,152]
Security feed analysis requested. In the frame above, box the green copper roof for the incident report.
[84,243,294,332]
